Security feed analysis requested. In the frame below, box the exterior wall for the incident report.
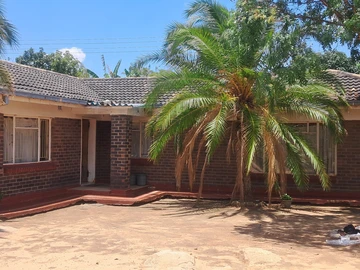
[110,115,132,189]
[333,120,360,191]
[131,139,239,193]
[95,121,111,183]
[132,120,360,195]
[0,115,81,197]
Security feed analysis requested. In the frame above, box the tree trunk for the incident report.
[244,174,253,202]
[231,115,245,203]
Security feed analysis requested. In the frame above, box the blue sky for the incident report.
[3,0,235,77]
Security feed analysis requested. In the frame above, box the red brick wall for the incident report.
[333,120,360,191]
[131,138,239,193]
[0,115,81,197]
[132,120,360,195]
[110,115,131,188]
[95,121,111,184]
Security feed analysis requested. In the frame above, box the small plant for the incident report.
[281,193,292,201]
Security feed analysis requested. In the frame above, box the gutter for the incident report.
[14,92,89,105]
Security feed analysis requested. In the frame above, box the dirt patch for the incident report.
[0,199,359,269]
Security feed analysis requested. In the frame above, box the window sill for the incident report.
[130,158,154,166]
[4,161,57,175]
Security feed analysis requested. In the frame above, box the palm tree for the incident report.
[144,0,347,203]
[102,55,121,78]
[86,55,122,78]
[0,0,18,92]
[124,62,153,77]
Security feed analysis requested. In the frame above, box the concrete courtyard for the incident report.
[0,199,359,269]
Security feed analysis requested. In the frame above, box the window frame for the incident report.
[131,121,150,159]
[4,115,52,164]
[251,122,337,176]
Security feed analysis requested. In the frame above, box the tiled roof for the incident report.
[82,77,155,106]
[1,61,100,104]
[4,60,360,106]
[327,69,360,102]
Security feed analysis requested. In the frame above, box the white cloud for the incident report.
[59,47,86,62]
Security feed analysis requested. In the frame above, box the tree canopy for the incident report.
[274,0,360,60]
[15,47,89,77]
[317,50,360,73]
[144,0,347,203]
[0,0,18,93]
[124,62,154,77]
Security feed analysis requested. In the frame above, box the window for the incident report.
[131,122,151,158]
[251,123,336,174]
[292,123,336,174]
[4,116,51,164]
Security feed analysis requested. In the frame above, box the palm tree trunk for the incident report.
[231,115,245,203]
[244,174,253,202]
[196,156,208,203]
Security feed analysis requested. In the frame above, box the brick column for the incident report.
[110,115,132,189]
[0,113,4,173]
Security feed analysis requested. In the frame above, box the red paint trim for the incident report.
[2,188,360,220]
[130,158,154,166]
[4,161,57,175]
[0,185,78,207]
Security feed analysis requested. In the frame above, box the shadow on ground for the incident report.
[142,198,232,217]
[143,198,360,251]
[233,204,360,251]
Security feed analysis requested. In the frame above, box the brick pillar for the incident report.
[0,113,4,173]
[110,115,132,189]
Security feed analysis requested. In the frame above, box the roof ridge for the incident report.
[327,69,360,79]
[82,76,155,80]
[0,60,85,81]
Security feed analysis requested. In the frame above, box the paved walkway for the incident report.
[1,189,360,219]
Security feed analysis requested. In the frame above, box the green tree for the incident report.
[0,0,18,92]
[144,0,347,203]
[15,48,88,77]
[274,0,360,60]
[124,62,154,77]
[317,51,360,74]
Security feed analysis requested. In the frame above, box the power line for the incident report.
[4,50,156,55]
[7,45,161,51]
[17,40,162,46]
[18,36,163,42]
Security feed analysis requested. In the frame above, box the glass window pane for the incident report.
[40,119,50,161]
[16,118,38,128]
[131,130,140,158]
[319,125,336,174]
[4,117,13,163]
[291,123,307,133]
[15,129,38,163]
[251,147,264,173]
[141,123,151,158]
[132,122,140,131]
[309,123,317,133]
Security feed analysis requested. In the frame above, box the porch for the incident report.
[81,112,151,190]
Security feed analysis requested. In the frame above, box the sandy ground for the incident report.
[1,199,360,270]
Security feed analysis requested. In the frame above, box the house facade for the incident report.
[1,61,360,202]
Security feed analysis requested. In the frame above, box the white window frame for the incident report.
[251,122,337,175]
[131,121,150,159]
[4,115,52,164]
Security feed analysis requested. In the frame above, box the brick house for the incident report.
[0,61,360,202]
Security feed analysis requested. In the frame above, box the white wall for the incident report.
[87,119,96,183]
